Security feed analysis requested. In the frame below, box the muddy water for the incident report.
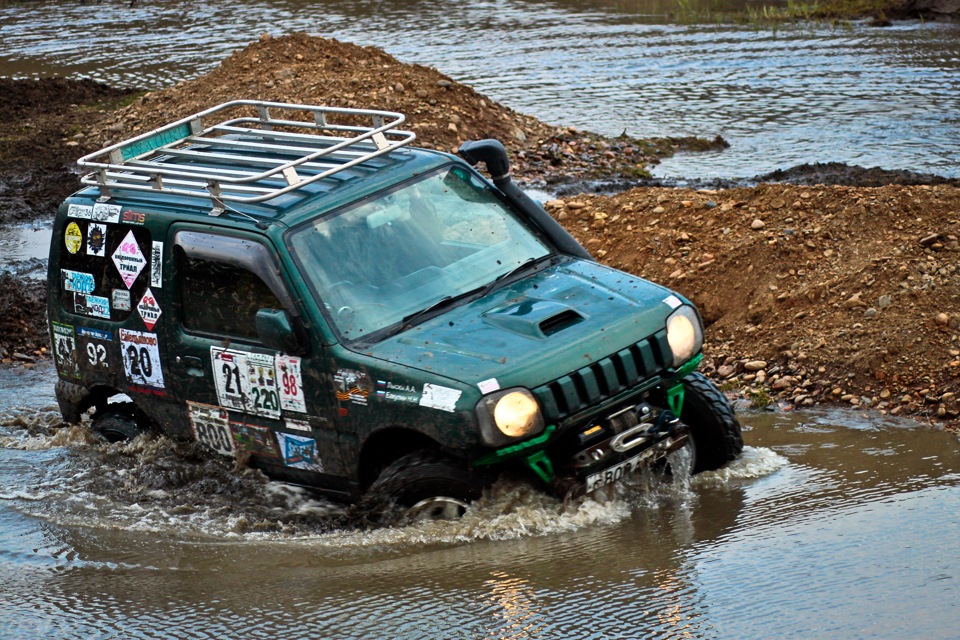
[2,0,960,180]
[1,363,959,638]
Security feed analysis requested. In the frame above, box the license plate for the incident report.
[585,451,646,493]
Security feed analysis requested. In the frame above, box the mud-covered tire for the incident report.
[681,372,743,473]
[91,403,145,443]
[364,450,488,520]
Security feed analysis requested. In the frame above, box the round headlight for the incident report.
[666,305,703,366]
[494,391,540,437]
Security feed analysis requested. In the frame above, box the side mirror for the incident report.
[256,309,305,355]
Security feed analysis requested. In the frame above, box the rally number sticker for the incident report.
[187,401,235,457]
[119,329,164,389]
[211,348,281,419]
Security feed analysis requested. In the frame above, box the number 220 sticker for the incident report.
[211,347,281,419]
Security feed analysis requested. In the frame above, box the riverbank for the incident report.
[0,34,956,432]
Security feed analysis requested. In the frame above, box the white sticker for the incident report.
[419,383,462,413]
[62,269,95,294]
[664,295,683,309]
[119,329,164,389]
[137,288,162,330]
[67,204,93,219]
[87,223,107,257]
[150,241,163,288]
[112,230,147,289]
[187,401,235,457]
[211,348,281,419]
[112,288,131,311]
[276,355,306,413]
[92,202,121,224]
[285,418,311,433]
[477,378,501,394]
[276,432,324,472]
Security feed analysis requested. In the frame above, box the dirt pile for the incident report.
[92,33,713,186]
[548,183,960,430]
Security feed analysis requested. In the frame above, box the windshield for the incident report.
[288,165,552,341]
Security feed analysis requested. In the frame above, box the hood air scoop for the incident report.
[481,298,585,339]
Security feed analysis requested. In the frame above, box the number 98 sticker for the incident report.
[119,329,165,389]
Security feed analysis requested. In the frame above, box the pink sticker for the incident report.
[112,230,147,288]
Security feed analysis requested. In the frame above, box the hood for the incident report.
[361,259,684,389]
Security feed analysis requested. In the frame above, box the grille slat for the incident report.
[534,331,670,424]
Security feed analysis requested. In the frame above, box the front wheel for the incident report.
[365,450,489,522]
[680,372,743,473]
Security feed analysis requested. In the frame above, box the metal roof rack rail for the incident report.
[77,100,416,214]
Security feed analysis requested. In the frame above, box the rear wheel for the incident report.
[365,450,488,522]
[91,403,146,443]
[680,372,743,473]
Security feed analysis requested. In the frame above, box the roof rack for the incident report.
[77,100,416,214]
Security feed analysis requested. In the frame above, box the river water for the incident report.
[3,1,960,637]
[1,0,959,180]
[2,363,959,638]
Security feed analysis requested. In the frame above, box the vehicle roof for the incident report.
[68,141,457,229]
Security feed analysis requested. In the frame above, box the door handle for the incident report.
[179,355,205,377]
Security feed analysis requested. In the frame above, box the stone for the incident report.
[751,219,765,230]
[864,308,878,318]
[935,312,950,326]
[744,360,767,371]
[652,206,665,214]
[878,294,893,308]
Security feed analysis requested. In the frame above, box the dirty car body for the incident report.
[47,102,741,509]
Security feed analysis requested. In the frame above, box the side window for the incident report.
[177,252,282,340]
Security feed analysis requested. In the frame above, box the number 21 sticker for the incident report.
[211,347,281,419]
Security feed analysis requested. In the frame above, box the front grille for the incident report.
[533,329,671,424]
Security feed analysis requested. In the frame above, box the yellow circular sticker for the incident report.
[64,222,83,254]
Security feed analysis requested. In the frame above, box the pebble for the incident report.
[935,313,950,326]
[744,360,767,371]
[878,294,893,308]
[652,206,665,214]
[864,308,878,318]
[750,219,765,230]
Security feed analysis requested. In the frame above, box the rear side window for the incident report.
[58,211,155,322]
[177,253,282,340]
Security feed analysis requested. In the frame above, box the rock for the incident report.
[12,352,35,363]
[744,360,767,371]
[864,308,878,318]
[878,294,893,308]
[436,79,453,88]
[935,312,950,326]
[718,364,736,378]
[652,206,665,214]
[844,292,865,308]
[704,201,717,209]
[751,219,765,230]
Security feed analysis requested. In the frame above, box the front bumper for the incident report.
[549,402,689,497]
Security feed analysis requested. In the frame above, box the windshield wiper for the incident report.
[395,256,550,333]
[476,256,546,298]
[400,287,483,328]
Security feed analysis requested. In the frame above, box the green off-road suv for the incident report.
[48,101,742,518]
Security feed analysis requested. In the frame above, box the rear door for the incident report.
[162,226,348,491]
